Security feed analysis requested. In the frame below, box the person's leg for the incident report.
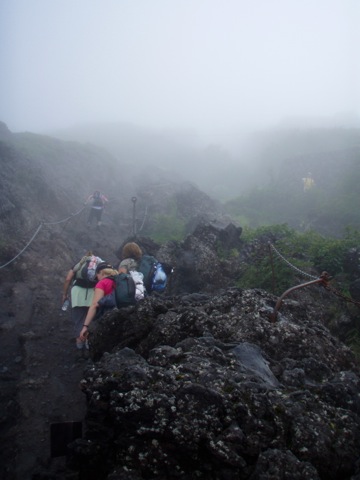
[72,307,88,350]
[96,208,103,228]
[87,208,95,225]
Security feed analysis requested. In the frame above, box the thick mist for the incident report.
[1,0,359,201]
[1,0,359,137]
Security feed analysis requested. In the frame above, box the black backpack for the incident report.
[114,273,137,307]
[92,193,104,207]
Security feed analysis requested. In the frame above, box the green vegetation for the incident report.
[237,224,360,358]
[225,182,360,235]
[145,197,187,244]
[223,150,360,237]
[346,328,360,361]
[149,213,186,244]
[236,224,360,296]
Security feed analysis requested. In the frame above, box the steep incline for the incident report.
[0,123,226,479]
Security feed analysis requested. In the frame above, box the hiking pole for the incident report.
[131,196,137,237]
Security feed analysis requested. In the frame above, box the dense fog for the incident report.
[1,1,359,134]
[1,0,359,198]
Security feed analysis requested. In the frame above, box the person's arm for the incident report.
[84,195,92,205]
[79,287,105,340]
[101,195,108,209]
[62,270,74,303]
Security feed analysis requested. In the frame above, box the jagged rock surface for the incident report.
[68,288,360,479]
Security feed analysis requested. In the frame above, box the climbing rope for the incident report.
[268,242,360,312]
[41,205,86,225]
[0,223,44,269]
[118,199,148,237]
[0,205,86,269]
[138,204,148,233]
[0,196,148,269]
[268,242,318,280]
[323,283,360,308]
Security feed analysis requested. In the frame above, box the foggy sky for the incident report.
[1,0,359,141]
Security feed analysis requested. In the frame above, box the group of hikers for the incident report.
[62,240,169,358]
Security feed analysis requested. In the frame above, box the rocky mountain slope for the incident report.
[0,122,359,479]
[0,122,226,479]
[71,286,360,480]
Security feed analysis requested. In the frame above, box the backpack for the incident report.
[138,254,171,294]
[73,255,103,288]
[92,193,104,207]
[114,272,137,307]
[129,270,146,301]
[97,271,145,311]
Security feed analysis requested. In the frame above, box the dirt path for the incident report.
[0,224,124,479]
[2,299,89,479]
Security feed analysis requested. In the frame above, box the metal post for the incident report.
[269,271,331,323]
[268,243,276,294]
[131,196,137,237]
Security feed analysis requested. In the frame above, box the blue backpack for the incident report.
[138,255,171,294]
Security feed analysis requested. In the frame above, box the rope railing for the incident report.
[0,223,44,269]
[0,197,149,269]
[41,205,86,226]
[268,241,360,320]
[269,242,318,280]
[138,205,148,233]
[0,205,86,269]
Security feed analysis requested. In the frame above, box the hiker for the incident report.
[62,252,103,354]
[302,172,315,192]
[79,262,118,342]
[118,242,143,273]
[119,241,171,294]
[85,190,108,227]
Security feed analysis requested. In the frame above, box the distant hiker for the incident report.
[79,262,118,342]
[85,190,108,228]
[62,252,104,355]
[302,172,315,192]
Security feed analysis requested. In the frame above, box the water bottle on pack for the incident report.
[62,299,70,311]
[151,264,167,292]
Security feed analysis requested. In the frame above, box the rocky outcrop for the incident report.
[68,288,360,479]
[118,222,243,297]
[346,248,360,301]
